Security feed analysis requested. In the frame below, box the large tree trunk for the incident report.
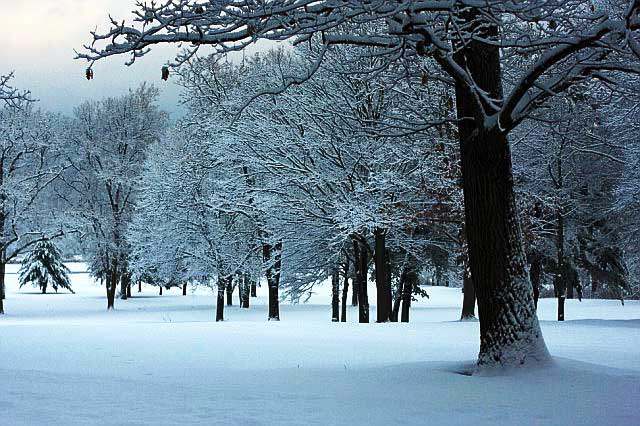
[331,267,340,322]
[453,13,548,366]
[353,239,369,323]
[374,228,391,322]
[42,283,47,294]
[216,278,225,322]
[263,240,282,321]
[340,257,349,322]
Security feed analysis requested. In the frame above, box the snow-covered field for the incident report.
[1,264,638,425]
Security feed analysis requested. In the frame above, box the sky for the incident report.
[0,0,263,118]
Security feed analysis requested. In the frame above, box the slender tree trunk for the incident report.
[400,267,415,323]
[182,283,187,296]
[331,267,340,322]
[226,276,233,306]
[120,272,129,300]
[529,255,542,310]
[453,11,548,365]
[138,280,142,293]
[0,260,4,314]
[216,278,225,322]
[263,241,282,321]
[126,283,131,298]
[250,280,257,297]
[341,257,349,322]
[42,284,47,294]
[353,239,369,323]
[374,228,391,322]
[107,261,118,310]
[555,208,567,320]
[159,286,163,296]
[241,274,250,308]
[461,272,476,320]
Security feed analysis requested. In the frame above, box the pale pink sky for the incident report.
[0,0,187,115]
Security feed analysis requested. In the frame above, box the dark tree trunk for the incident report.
[461,272,476,320]
[120,272,130,300]
[554,208,567,320]
[0,260,4,314]
[263,240,282,321]
[331,267,340,322]
[351,248,359,307]
[216,279,225,322]
[591,273,599,295]
[182,283,187,296]
[159,286,163,296]
[241,274,250,308]
[452,11,548,365]
[126,283,132,298]
[250,280,257,297]
[353,239,369,323]
[238,275,243,306]
[226,276,234,306]
[42,284,47,294]
[529,255,542,310]
[107,261,118,310]
[341,257,349,322]
[138,280,142,293]
[400,267,416,323]
[374,228,391,322]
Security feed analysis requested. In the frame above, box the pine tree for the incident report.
[18,240,74,294]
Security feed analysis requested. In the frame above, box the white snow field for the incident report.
[1,264,638,425]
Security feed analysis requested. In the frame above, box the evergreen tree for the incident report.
[18,240,73,294]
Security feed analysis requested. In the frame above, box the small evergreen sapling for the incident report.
[19,240,74,294]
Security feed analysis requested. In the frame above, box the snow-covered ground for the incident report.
[1,264,638,425]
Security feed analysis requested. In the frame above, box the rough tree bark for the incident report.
[453,10,548,365]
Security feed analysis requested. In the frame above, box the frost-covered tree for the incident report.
[61,85,166,310]
[78,0,640,367]
[0,101,71,314]
[18,239,73,294]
